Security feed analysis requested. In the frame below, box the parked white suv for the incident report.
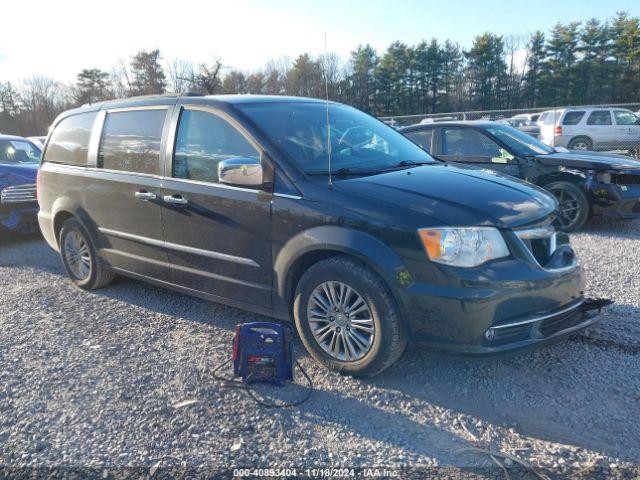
[538,107,640,153]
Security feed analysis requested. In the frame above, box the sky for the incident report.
[1,0,639,84]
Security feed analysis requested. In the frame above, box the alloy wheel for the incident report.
[549,187,581,230]
[64,230,92,280]
[306,281,375,361]
[571,141,589,151]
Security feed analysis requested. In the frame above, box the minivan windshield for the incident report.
[0,139,41,165]
[238,102,436,175]
[485,124,555,156]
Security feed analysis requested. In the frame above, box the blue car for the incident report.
[0,135,40,235]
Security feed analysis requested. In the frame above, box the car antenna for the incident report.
[324,32,333,187]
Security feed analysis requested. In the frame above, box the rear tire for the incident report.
[568,137,592,151]
[59,218,114,290]
[545,181,590,232]
[293,255,406,378]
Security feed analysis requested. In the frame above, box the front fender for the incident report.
[273,225,411,305]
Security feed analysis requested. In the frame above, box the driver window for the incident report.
[442,128,502,160]
[336,126,390,155]
[173,109,260,183]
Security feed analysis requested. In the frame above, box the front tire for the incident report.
[59,218,114,290]
[293,256,406,378]
[568,137,592,151]
[545,181,590,232]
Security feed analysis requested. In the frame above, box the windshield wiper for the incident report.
[306,166,377,177]
[373,160,435,173]
[306,161,435,177]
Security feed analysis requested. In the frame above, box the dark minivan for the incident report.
[38,94,603,377]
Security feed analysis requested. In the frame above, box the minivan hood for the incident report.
[536,152,640,170]
[336,164,556,228]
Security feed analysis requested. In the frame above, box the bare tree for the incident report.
[263,57,291,95]
[167,58,197,93]
[320,52,343,100]
[196,58,224,94]
[503,34,527,107]
[110,59,133,99]
[19,76,69,134]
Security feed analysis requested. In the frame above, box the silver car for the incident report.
[538,107,640,153]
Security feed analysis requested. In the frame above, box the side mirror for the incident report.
[218,157,263,187]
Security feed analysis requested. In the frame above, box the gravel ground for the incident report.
[1,219,639,478]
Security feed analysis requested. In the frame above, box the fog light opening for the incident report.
[485,328,495,341]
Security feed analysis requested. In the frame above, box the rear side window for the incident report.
[173,109,260,184]
[539,112,554,125]
[562,111,585,125]
[587,110,612,126]
[614,110,639,126]
[99,109,167,175]
[45,112,97,166]
[405,130,433,153]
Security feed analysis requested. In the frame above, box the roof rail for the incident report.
[82,91,205,107]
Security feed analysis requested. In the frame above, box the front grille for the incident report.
[486,299,585,345]
[515,226,556,267]
[0,184,37,204]
[490,324,531,344]
[611,173,640,186]
[538,307,581,336]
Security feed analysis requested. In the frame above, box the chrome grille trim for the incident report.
[515,225,555,240]
[0,184,37,204]
[491,299,585,329]
[514,225,557,268]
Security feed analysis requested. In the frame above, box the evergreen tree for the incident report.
[374,42,410,115]
[465,33,507,110]
[524,31,546,107]
[75,68,112,104]
[347,45,378,113]
[287,53,323,98]
[130,49,166,95]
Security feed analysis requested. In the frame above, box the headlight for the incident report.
[596,172,612,184]
[418,227,509,267]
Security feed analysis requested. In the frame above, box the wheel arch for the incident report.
[274,226,411,318]
[567,135,593,149]
[51,198,94,247]
[537,170,588,189]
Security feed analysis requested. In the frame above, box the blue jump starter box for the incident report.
[232,322,294,386]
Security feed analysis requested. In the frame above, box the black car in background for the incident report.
[401,121,640,231]
[38,95,603,377]
[0,135,40,235]
[499,116,541,139]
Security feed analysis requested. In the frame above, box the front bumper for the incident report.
[396,230,599,354]
[0,204,39,234]
[589,182,640,219]
[406,295,607,355]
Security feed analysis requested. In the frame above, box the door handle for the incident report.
[134,190,156,201]
[163,194,188,205]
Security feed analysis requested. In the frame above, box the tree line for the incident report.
[1,12,639,135]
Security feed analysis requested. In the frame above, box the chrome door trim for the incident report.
[102,249,269,291]
[491,299,585,329]
[273,193,302,200]
[165,176,267,194]
[98,228,260,267]
[105,105,170,113]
